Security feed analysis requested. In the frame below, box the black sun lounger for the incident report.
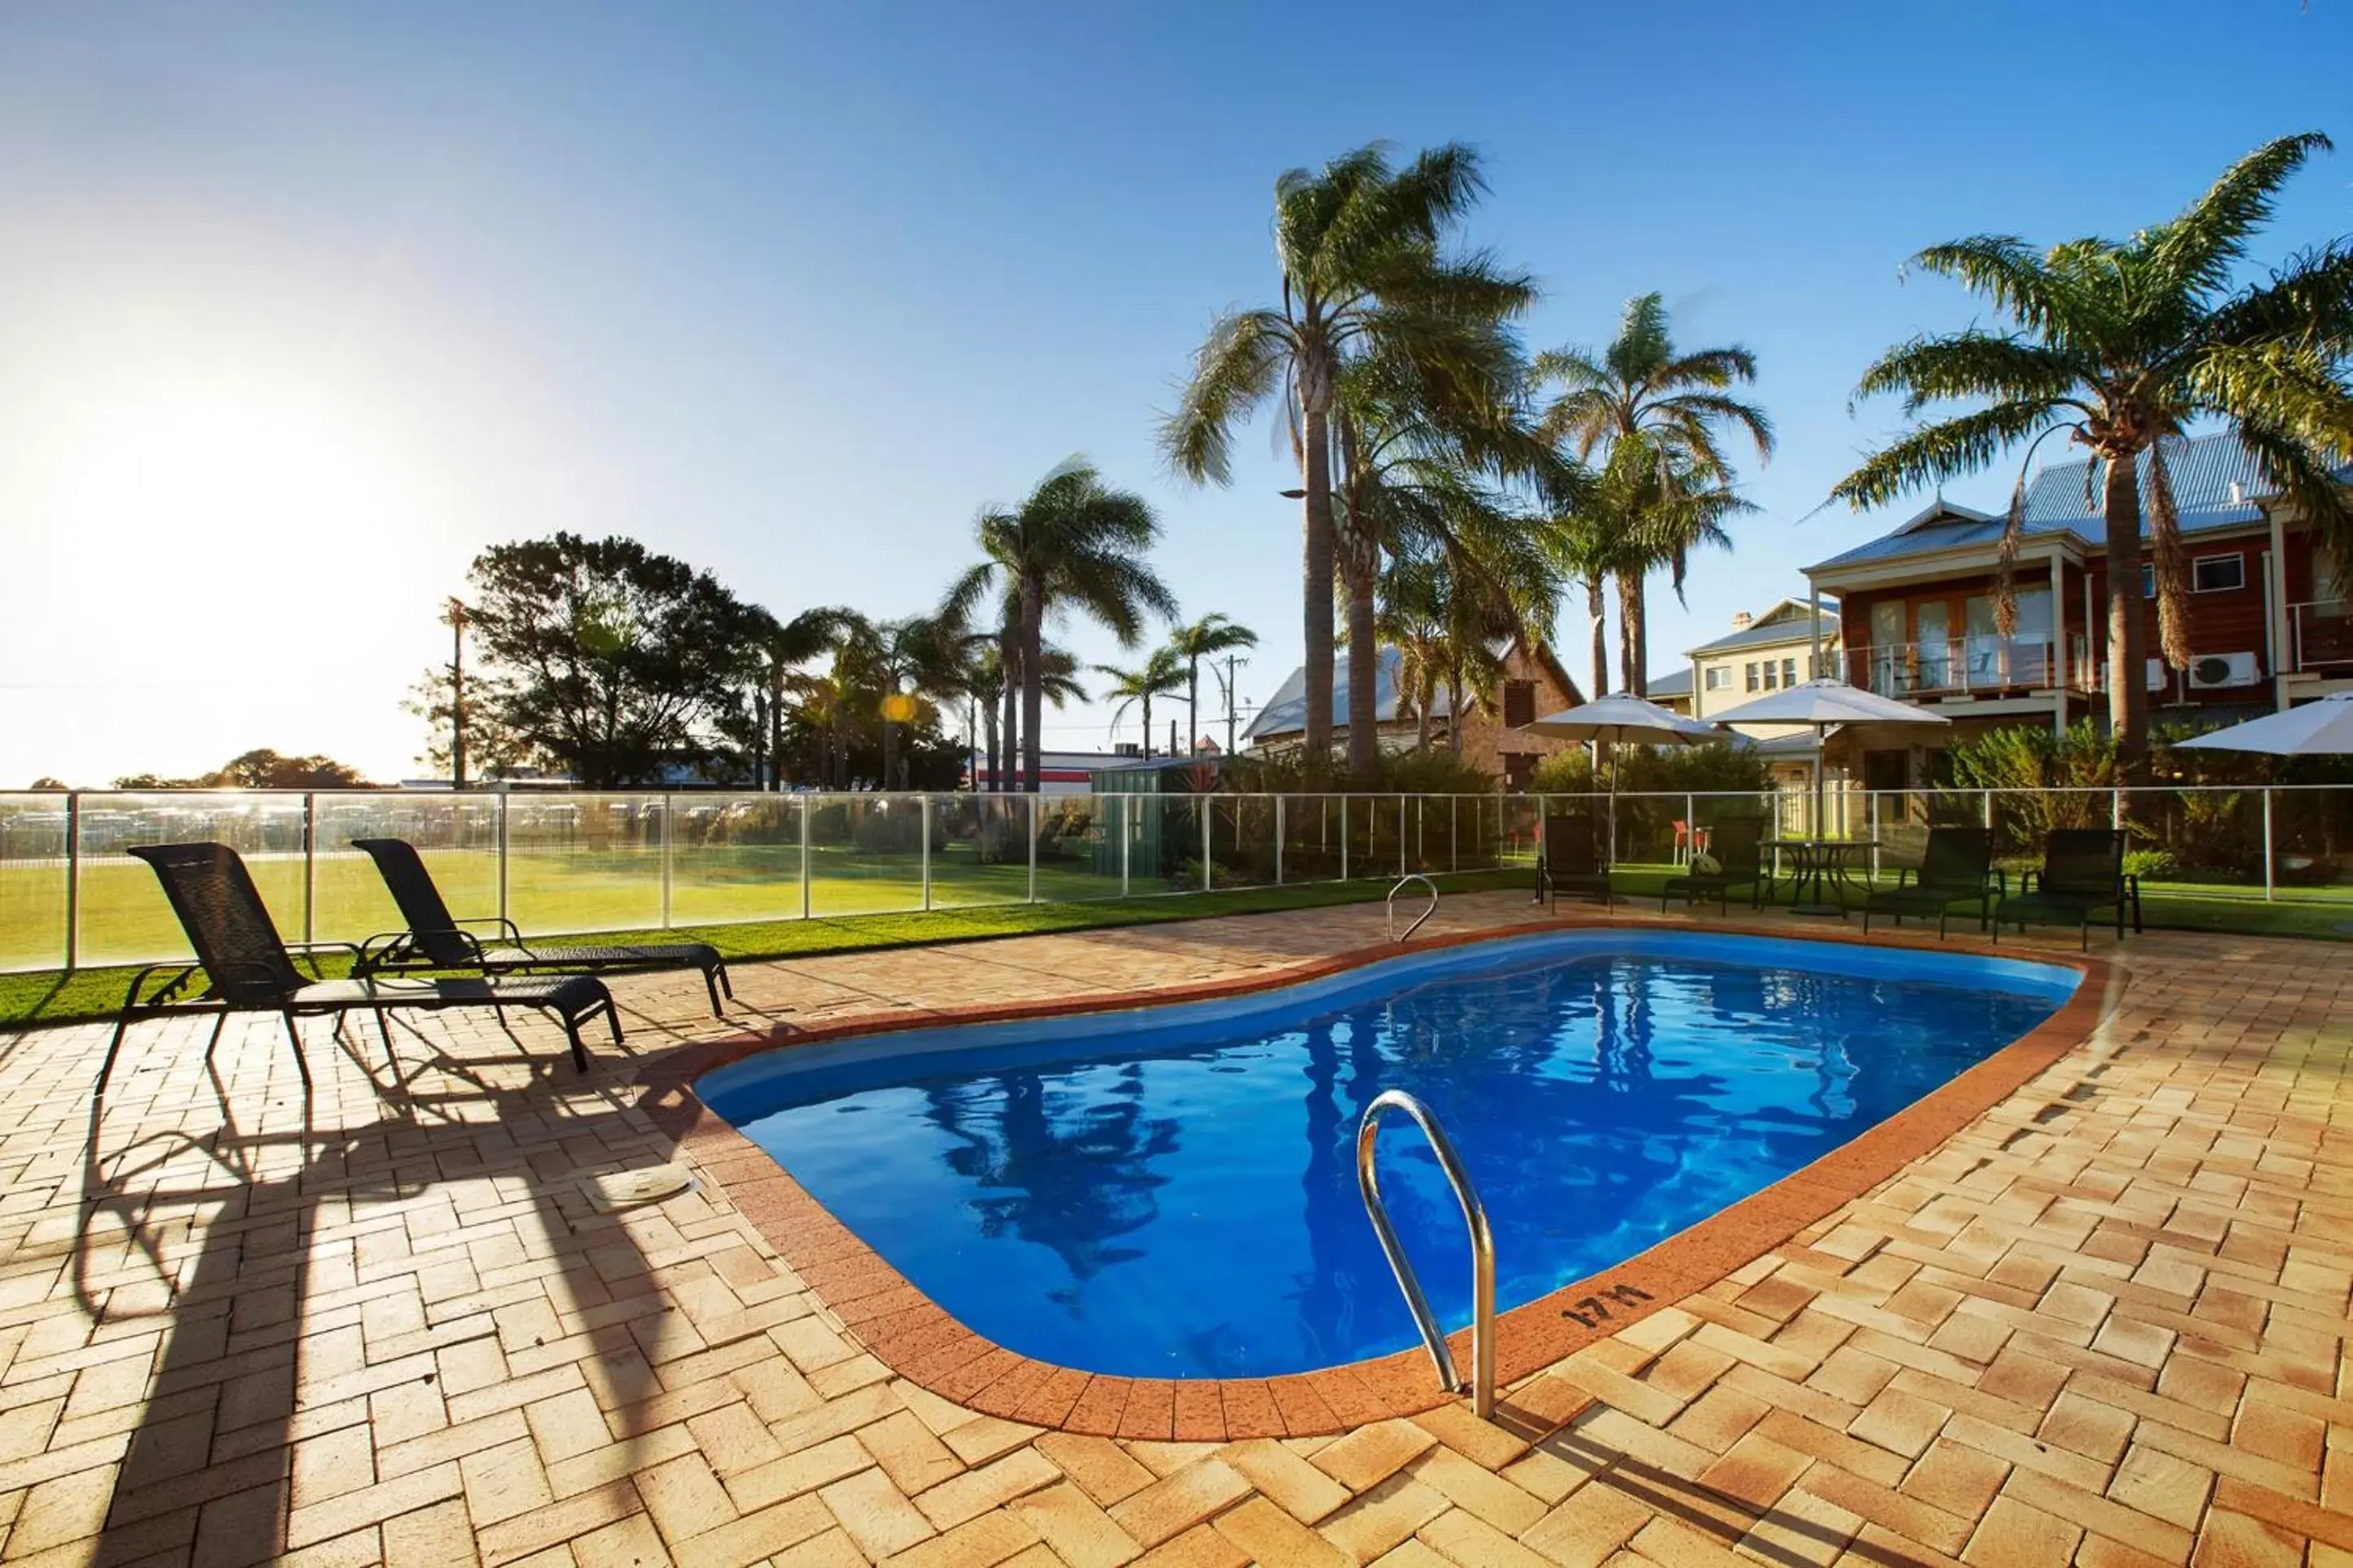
[350,837,732,1016]
[102,841,618,1093]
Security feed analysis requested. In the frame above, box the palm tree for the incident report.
[732,604,854,789]
[1096,648,1186,758]
[946,459,1178,793]
[1161,142,1536,770]
[1372,558,1451,751]
[1165,613,1257,761]
[1533,292,1773,693]
[864,614,961,791]
[1558,443,1754,693]
[1832,132,2353,772]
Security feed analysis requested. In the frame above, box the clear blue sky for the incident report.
[3,1,2349,784]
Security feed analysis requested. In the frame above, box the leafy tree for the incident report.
[406,664,535,781]
[463,534,746,788]
[1832,132,2353,773]
[1533,292,1772,693]
[947,459,1177,792]
[27,777,65,792]
[1165,613,1257,760]
[1095,648,1185,758]
[1162,142,1535,768]
[113,750,372,790]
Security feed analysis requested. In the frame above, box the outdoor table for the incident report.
[1763,837,1880,916]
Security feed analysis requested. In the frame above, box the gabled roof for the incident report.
[1242,641,1586,742]
[1687,599,1841,657]
[1807,432,2314,576]
[1242,647,1443,741]
[1645,667,1692,699]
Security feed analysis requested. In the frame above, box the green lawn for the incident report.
[7,850,2344,1033]
[0,867,1533,1030]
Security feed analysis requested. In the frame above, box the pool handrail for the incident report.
[1355,1089,1496,1420]
[1386,874,1438,942]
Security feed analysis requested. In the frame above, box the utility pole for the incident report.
[1168,716,1178,758]
[1218,653,1249,756]
[446,598,470,790]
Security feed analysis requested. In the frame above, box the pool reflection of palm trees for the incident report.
[921,1065,1181,1307]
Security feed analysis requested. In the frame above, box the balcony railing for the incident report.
[1845,636,2091,700]
[2290,600,2353,673]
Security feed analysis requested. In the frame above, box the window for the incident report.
[1761,661,1780,691]
[1781,657,1798,687]
[2142,562,2156,599]
[1703,666,1732,692]
[2192,554,2245,593]
[1745,662,1761,692]
[1502,679,1536,727]
[1503,753,1534,793]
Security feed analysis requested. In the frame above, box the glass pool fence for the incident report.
[2,783,2349,972]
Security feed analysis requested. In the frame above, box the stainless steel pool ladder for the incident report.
[1356,1089,1496,1420]
[1387,874,1438,942]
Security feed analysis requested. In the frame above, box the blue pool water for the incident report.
[702,931,2074,1378]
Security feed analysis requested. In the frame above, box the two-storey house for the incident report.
[1681,600,1842,789]
[1803,433,2352,789]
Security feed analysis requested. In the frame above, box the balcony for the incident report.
[1845,636,2091,701]
[2289,600,2353,674]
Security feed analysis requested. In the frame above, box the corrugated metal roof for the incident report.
[1645,668,1692,697]
[1242,647,1448,741]
[1687,608,1841,656]
[1807,432,2308,574]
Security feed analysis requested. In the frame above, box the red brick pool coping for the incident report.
[636,915,2118,1441]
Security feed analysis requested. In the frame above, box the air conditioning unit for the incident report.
[2188,652,2262,690]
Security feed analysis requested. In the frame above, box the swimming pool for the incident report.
[700,930,2077,1380]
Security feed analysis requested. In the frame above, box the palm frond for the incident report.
[1907,236,2087,346]
[1854,331,2089,415]
[2144,442,2192,668]
[2147,131,2333,296]
[2197,241,2353,357]
[1831,399,2071,508]
[1159,309,1291,485]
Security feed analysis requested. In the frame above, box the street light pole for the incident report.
[1217,653,1250,756]
[446,598,470,791]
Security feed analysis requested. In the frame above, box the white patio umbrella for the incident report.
[1522,693,1719,867]
[1702,678,1951,841]
[2171,692,2353,755]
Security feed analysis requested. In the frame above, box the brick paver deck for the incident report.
[2,893,2346,1568]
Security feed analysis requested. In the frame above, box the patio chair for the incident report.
[101,842,618,1095]
[1993,829,2142,951]
[1535,815,1612,907]
[350,837,732,1016]
[1860,827,2002,938]
[1660,819,1770,914]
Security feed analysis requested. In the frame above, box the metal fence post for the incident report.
[659,793,675,930]
[1340,795,1350,881]
[921,795,933,911]
[1449,796,1458,873]
[1120,796,1132,897]
[1201,797,1212,893]
[303,792,318,944]
[1275,794,1286,885]
[64,792,81,971]
[497,791,512,925]
[1684,793,1695,866]
[2263,786,2276,903]
[2111,787,2123,831]
[1027,793,1039,903]
[799,797,812,919]
[1981,791,1995,832]
[1398,795,1407,877]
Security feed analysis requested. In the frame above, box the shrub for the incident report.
[2123,848,2179,882]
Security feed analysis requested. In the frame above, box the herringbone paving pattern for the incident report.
[0,894,2346,1566]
